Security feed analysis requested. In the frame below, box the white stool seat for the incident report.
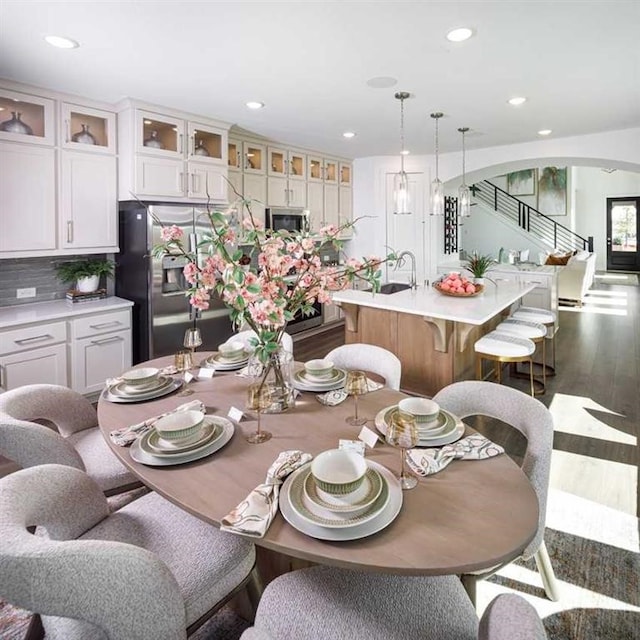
[512,306,556,324]
[474,331,536,358]
[497,318,546,340]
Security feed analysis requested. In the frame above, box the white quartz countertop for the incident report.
[0,297,134,329]
[332,281,536,326]
[438,260,559,275]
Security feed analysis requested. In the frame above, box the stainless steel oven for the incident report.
[265,208,309,233]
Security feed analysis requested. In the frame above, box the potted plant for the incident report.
[463,253,495,284]
[55,258,115,293]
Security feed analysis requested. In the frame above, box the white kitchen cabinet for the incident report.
[70,307,132,394]
[307,182,324,232]
[188,163,227,200]
[228,137,243,171]
[267,175,307,207]
[60,151,118,251]
[324,183,340,229]
[0,142,56,255]
[243,141,266,174]
[0,89,55,146]
[339,186,353,238]
[242,173,267,228]
[61,103,116,154]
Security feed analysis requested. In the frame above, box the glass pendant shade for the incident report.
[393,92,412,215]
[430,178,444,216]
[458,184,471,218]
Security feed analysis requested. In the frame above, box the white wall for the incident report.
[351,127,640,278]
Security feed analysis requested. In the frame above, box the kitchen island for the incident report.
[332,280,536,396]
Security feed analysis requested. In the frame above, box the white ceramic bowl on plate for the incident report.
[218,340,246,361]
[311,449,367,495]
[120,367,160,387]
[304,359,334,379]
[154,409,205,442]
[398,397,440,425]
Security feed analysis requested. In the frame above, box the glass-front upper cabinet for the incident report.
[61,103,116,153]
[243,141,266,174]
[324,159,338,184]
[308,155,323,183]
[228,138,242,170]
[269,147,306,180]
[340,162,352,186]
[187,122,224,164]
[289,151,306,180]
[135,110,184,158]
[0,89,54,145]
[268,147,287,177]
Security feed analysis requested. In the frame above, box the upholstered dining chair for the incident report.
[0,384,139,496]
[325,343,402,390]
[432,380,560,603]
[0,464,258,640]
[234,330,294,355]
[239,566,547,640]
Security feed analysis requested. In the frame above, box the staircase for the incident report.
[472,180,593,253]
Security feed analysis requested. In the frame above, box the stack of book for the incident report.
[66,289,108,303]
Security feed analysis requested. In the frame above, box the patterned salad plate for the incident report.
[292,368,347,392]
[103,376,183,403]
[375,406,465,447]
[203,352,250,371]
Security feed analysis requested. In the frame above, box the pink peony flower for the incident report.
[161,225,184,242]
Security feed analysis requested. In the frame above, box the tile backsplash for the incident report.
[0,255,111,307]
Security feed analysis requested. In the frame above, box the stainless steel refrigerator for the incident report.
[117,201,235,364]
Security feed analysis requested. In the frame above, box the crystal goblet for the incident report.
[246,382,273,444]
[386,410,419,490]
[345,370,368,426]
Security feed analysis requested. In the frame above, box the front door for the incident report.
[606,196,640,271]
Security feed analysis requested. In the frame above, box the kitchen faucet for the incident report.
[396,250,417,289]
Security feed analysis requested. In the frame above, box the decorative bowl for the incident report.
[311,449,367,495]
[120,367,160,386]
[304,359,334,378]
[154,409,205,442]
[433,282,484,297]
[398,397,440,424]
[218,341,245,360]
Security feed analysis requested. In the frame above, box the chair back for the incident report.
[325,344,401,390]
[433,381,553,559]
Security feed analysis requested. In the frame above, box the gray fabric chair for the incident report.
[0,464,257,640]
[433,380,560,602]
[239,566,546,640]
[325,343,402,390]
[0,383,139,496]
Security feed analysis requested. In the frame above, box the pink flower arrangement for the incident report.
[152,198,395,361]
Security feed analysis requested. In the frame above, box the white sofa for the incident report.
[557,252,596,305]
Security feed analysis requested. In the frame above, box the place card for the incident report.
[358,426,379,449]
[339,439,365,456]
[228,406,244,423]
[183,371,195,383]
[198,367,215,379]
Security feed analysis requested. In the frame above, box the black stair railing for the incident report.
[472,180,594,253]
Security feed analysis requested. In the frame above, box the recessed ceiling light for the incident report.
[366,76,398,89]
[342,131,356,139]
[246,101,264,110]
[508,97,527,106]
[446,27,474,42]
[400,150,410,156]
[538,129,552,136]
[44,35,79,49]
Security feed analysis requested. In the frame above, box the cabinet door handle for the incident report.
[0,365,4,390]
[179,133,184,154]
[14,334,54,345]
[178,172,184,193]
[90,336,123,346]
[191,173,197,193]
[190,135,195,156]
[67,221,74,243]
[90,321,122,330]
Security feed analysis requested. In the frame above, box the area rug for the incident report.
[593,272,640,286]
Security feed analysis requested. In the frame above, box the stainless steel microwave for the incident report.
[265,208,310,233]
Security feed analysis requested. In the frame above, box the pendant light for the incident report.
[430,112,444,216]
[458,127,471,219]
[393,91,412,215]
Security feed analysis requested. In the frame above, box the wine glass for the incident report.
[246,382,273,444]
[175,349,194,396]
[183,327,202,360]
[344,370,368,426]
[386,410,419,490]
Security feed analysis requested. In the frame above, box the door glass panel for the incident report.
[270,150,285,174]
[290,153,304,177]
[193,129,222,159]
[309,159,322,180]
[0,97,45,138]
[611,202,637,252]
[325,161,337,182]
[69,110,109,147]
[142,118,178,152]
[228,141,240,168]
[245,145,263,171]
[340,164,351,184]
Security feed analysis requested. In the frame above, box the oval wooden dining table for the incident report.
[97,353,538,578]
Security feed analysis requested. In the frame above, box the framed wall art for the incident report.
[537,166,567,216]
[507,169,536,196]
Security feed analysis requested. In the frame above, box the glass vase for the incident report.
[246,344,294,413]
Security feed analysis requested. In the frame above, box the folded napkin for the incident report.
[406,434,504,476]
[316,378,384,406]
[105,365,178,387]
[220,450,313,538]
[108,399,205,447]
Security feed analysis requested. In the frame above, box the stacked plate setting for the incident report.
[204,340,250,371]
[105,367,182,403]
[292,358,347,392]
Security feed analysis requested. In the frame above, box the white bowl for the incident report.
[304,359,334,378]
[398,397,440,424]
[120,367,160,386]
[154,409,205,442]
[311,449,367,495]
[218,340,245,360]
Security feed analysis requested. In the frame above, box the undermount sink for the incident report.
[378,282,412,295]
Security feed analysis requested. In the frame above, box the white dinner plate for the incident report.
[142,420,221,456]
[375,406,466,447]
[130,416,234,466]
[292,368,347,392]
[202,353,249,371]
[279,460,403,541]
[108,375,173,397]
[103,378,183,403]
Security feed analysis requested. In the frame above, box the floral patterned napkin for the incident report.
[108,399,205,447]
[220,450,313,538]
[406,434,504,476]
[315,378,384,406]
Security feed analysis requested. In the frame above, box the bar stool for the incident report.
[495,318,547,395]
[511,306,557,377]
[474,331,536,397]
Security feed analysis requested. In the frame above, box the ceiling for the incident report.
[1,1,639,159]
